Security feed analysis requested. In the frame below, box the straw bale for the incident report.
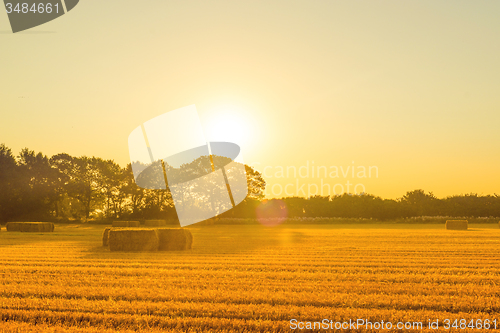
[112,221,140,227]
[108,228,159,251]
[20,223,42,232]
[42,222,54,232]
[102,227,112,246]
[446,220,468,230]
[156,228,193,251]
[145,220,167,227]
[6,222,54,232]
[6,222,22,232]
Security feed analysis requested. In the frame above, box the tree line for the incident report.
[262,190,500,220]
[0,144,265,222]
[1,144,499,222]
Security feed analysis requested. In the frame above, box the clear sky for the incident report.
[1,0,499,199]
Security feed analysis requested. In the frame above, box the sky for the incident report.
[1,0,499,199]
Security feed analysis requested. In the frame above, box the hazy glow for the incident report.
[204,106,252,147]
[1,1,500,199]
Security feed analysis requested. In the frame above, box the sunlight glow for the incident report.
[204,105,252,147]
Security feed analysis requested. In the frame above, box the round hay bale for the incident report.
[156,228,193,251]
[20,223,40,232]
[102,227,112,247]
[21,223,43,232]
[108,228,159,251]
[6,222,54,232]
[112,221,140,227]
[6,222,22,232]
[446,220,468,230]
[145,220,167,227]
[42,222,54,232]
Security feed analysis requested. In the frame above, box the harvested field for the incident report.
[1,223,500,332]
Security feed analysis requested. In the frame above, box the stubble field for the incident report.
[1,223,499,332]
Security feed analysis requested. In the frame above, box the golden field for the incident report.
[1,223,500,332]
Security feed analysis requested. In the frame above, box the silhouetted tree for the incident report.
[0,144,23,222]
[305,195,330,217]
[4,143,500,222]
[282,197,307,218]
[17,149,59,220]
[400,189,439,216]
[49,153,75,218]
[120,163,145,217]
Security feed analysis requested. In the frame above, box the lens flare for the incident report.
[256,199,288,227]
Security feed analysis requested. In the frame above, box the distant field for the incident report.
[1,223,500,332]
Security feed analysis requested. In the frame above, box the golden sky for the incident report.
[1,1,499,199]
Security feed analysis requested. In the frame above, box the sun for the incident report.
[204,105,252,148]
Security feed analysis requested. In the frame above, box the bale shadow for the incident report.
[82,225,310,259]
